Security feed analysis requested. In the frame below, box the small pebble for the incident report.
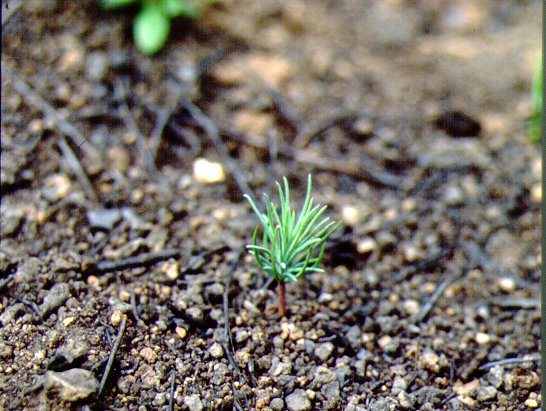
[525,398,539,408]
[419,350,440,373]
[43,369,99,402]
[341,205,362,226]
[475,332,491,345]
[42,174,71,202]
[184,394,203,411]
[209,342,224,359]
[176,326,187,340]
[377,335,392,349]
[357,238,377,254]
[270,397,285,411]
[476,385,497,401]
[497,277,516,292]
[285,389,311,411]
[193,158,225,184]
[162,261,179,281]
[139,347,157,363]
[110,310,123,326]
[314,342,335,361]
[40,283,70,317]
[453,379,480,396]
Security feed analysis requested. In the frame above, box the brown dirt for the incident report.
[1,0,541,410]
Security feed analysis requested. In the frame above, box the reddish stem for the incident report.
[278,282,286,318]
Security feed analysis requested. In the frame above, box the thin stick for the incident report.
[57,136,99,205]
[130,290,143,325]
[417,272,462,323]
[278,282,286,318]
[98,315,127,397]
[223,248,244,373]
[90,248,181,274]
[479,354,541,370]
[167,369,177,411]
[181,99,256,202]
[2,65,91,150]
[116,80,169,188]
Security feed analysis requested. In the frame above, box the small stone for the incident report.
[270,397,285,411]
[87,208,122,230]
[353,118,374,136]
[402,300,420,316]
[318,293,334,303]
[453,379,480,396]
[456,394,475,408]
[209,342,224,359]
[497,277,516,292]
[43,369,99,402]
[485,366,503,388]
[314,342,335,361]
[1,210,24,237]
[285,389,311,411]
[444,185,465,206]
[184,394,203,411]
[475,332,491,345]
[186,306,204,323]
[40,283,70,317]
[42,174,71,202]
[176,326,187,340]
[162,261,179,281]
[321,381,340,408]
[476,385,497,401]
[419,350,440,373]
[397,391,412,409]
[402,245,421,263]
[341,205,362,226]
[391,375,408,395]
[377,335,392,349]
[524,398,539,408]
[110,310,123,326]
[357,238,377,254]
[193,158,225,184]
[139,347,157,363]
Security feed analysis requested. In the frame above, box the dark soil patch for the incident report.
[1,0,541,410]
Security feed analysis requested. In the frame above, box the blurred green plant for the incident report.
[528,51,542,143]
[244,175,340,317]
[100,0,213,55]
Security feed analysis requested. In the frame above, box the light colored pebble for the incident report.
[193,158,225,184]
[341,205,362,226]
[402,299,420,315]
[139,347,157,363]
[377,335,392,349]
[497,277,516,292]
[209,342,224,359]
[314,342,335,361]
[357,238,377,254]
[176,326,187,340]
[285,389,311,411]
[475,332,491,345]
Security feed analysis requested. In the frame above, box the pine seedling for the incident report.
[244,175,340,317]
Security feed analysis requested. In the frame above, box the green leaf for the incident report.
[160,0,202,18]
[100,0,137,9]
[133,5,171,55]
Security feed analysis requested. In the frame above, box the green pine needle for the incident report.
[244,175,340,284]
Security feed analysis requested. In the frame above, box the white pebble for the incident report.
[193,158,225,183]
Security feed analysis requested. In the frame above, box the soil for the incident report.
[0,0,541,410]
